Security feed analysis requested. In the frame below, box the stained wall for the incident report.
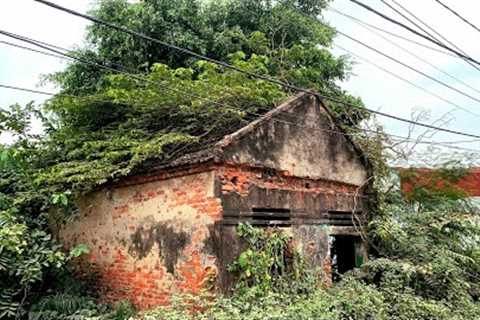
[59,94,371,309]
[59,169,222,309]
[213,165,366,290]
[220,94,369,186]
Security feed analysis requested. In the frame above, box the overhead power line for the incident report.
[3,34,480,153]
[329,8,480,97]
[333,44,476,116]
[384,0,480,73]
[334,30,480,108]
[382,0,438,40]
[1,31,363,142]
[0,30,444,138]
[0,40,67,60]
[433,0,480,35]
[1,32,474,145]
[0,84,55,96]
[27,0,480,139]
[348,0,480,66]
[328,8,457,58]
[0,30,262,128]
[2,82,480,154]
[3,36,480,155]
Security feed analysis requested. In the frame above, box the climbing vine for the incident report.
[2,0,480,319]
[228,224,318,296]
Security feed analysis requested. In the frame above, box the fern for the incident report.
[0,290,20,319]
[28,294,134,320]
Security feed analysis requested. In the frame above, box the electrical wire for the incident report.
[27,1,480,139]
[292,6,480,114]
[0,36,461,143]
[333,43,475,115]
[0,83,146,107]
[384,0,480,73]
[0,84,56,96]
[348,0,480,66]
[433,0,480,34]
[3,37,480,155]
[0,30,243,113]
[382,0,437,39]
[1,32,361,141]
[328,8,456,58]
[1,35,373,142]
[329,8,480,97]
[0,32,129,71]
[0,40,67,60]
[2,82,480,154]
[333,29,480,109]
[2,36,480,153]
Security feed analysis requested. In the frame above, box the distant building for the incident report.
[57,93,372,309]
[399,167,480,199]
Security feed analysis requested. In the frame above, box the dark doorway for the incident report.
[330,235,362,281]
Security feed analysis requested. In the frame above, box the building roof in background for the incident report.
[398,167,480,197]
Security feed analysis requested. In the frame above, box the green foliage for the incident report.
[2,0,479,319]
[366,205,480,304]
[140,291,339,320]
[0,208,67,319]
[28,294,135,320]
[50,0,365,124]
[228,224,317,295]
[69,244,90,259]
[36,59,286,195]
[399,164,470,210]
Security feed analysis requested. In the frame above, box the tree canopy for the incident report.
[50,0,364,123]
[1,1,364,316]
[3,1,479,319]
[29,0,367,196]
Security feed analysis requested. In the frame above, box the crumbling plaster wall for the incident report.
[59,94,371,309]
[214,165,367,290]
[214,95,371,287]
[221,94,368,186]
[59,170,222,309]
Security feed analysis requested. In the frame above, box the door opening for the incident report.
[330,235,364,281]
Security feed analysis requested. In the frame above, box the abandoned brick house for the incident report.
[58,92,372,309]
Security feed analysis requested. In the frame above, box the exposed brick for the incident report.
[60,162,365,311]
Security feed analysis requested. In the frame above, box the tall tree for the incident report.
[50,0,363,124]
[0,3,368,314]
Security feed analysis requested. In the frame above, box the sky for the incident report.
[1,0,480,160]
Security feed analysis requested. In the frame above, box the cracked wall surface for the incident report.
[59,95,370,310]
[59,170,221,309]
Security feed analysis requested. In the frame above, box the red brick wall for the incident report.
[60,169,222,310]
[61,163,366,310]
[217,164,358,196]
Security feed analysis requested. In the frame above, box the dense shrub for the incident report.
[2,0,479,319]
[28,294,135,320]
[137,191,480,320]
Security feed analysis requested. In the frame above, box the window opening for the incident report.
[251,208,291,226]
[328,211,361,226]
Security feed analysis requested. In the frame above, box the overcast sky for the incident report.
[1,0,480,156]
